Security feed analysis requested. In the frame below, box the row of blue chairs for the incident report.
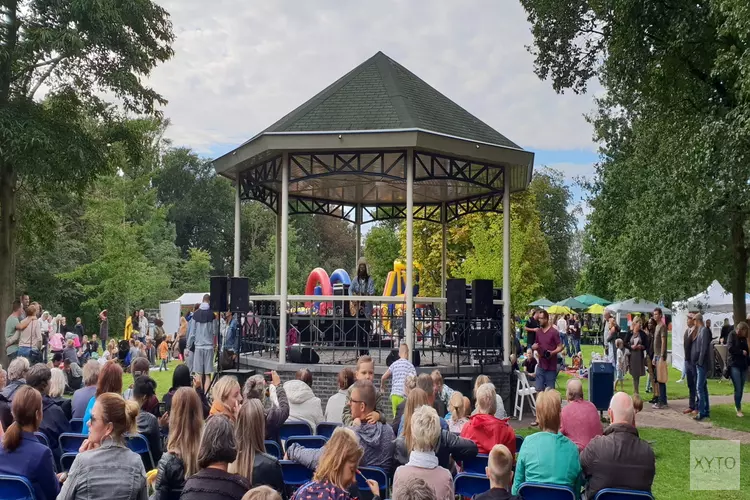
[56,432,156,472]
[279,462,388,493]
[454,474,652,499]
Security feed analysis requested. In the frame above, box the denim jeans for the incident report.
[685,362,697,410]
[696,365,710,418]
[560,333,569,356]
[658,382,667,405]
[570,337,581,356]
[730,366,747,411]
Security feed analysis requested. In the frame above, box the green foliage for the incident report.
[364,223,402,292]
[179,248,211,293]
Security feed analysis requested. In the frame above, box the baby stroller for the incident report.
[118,339,130,368]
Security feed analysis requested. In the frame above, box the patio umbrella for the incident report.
[555,297,588,311]
[574,294,612,306]
[548,305,574,315]
[586,304,606,315]
[606,298,673,315]
[529,297,554,307]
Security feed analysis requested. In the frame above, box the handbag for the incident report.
[656,358,669,383]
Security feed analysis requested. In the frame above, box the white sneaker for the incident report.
[676,378,684,383]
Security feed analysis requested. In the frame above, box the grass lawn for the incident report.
[122,359,180,399]
[707,404,748,432]
[514,427,750,499]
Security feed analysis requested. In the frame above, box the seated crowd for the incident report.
[0,351,656,500]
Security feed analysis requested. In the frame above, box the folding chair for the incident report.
[454,473,490,497]
[265,440,282,459]
[594,489,654,499]
[125,434,156,471]
[285,435,328,452]
[280,460,313,487]
[34,432,50,447]
[279,421,313,441]
[60,453,78,472]
[513,370,537,421]
[58,433,86,454]
[517,482,575,500]
[357,467,389,497]
[69,418,84,434]
[0,474,35,500]
[462,454,489,475]
[316,422,341,439]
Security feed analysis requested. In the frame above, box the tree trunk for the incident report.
[0,166,18,368]
[730,214,748,325]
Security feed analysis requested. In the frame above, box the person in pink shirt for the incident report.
[48,330,64,354]
[560,378,603,451]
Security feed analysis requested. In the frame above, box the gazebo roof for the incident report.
[213,51,535,223]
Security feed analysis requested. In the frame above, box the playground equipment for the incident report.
[380,259,422,334]
[304,268,352,315]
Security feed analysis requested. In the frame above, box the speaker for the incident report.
[210,276,228,311]
[333,284,351,317]
[230,277,250,312]
[386,348,421,367]
[444,377,474,401]
[216,369,256,388]
[589,361,615,411]
[288,345,320,364]
[472,279,493,318]
[447,279,467,317]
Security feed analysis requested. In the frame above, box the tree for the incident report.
[521,0,750,321]
[364,222,402,292]
[179,248,211,293]
[0,0,173,364]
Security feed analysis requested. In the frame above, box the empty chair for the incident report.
[284,435,327,452]
[279,421,313,441]
[58,433,86,454]
[125,433,155,471]
[264,440,282,459]
[60,453,77,472]
[69,419,84,434]
[316,421,342,439]
[515,435,524,453]
[34,432,49,448]
[357,467,388,495]
[280,460,313,487]
[0,474,35,500]
[513,370,537,421]
[517,482,576,500]
[594,489,654,500]
[462,454,489,475]
[454,473,490,498]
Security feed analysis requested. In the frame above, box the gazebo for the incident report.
[213,51,535,365]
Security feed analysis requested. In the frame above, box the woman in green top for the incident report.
[512,390,582,499]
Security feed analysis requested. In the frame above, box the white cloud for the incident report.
[149,0,600,155]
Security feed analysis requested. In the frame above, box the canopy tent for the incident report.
[606,298,672,315]
[556,297,588,311]
[175,292,209,306]
[586,304,606,315]
[548,305,573,315]
[575,294,611,307]
[529,298,553,307]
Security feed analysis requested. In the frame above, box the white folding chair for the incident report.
[514,370,537,421]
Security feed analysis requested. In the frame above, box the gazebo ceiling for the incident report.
[213,51,535,222]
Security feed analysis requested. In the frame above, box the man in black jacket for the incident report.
[682,314,698,415]
[693,313,713,421]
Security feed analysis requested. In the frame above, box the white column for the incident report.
[441,203,447,338]
[275,211,281,294]
[502,167,511,364]
[355,204,362,264]
[279,153,290,364]
[233,176,241,277]
[405,149,415,360]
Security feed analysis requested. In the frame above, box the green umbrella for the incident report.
[529,297,553,307]
[574,294,612,307]
[556,297,588,311]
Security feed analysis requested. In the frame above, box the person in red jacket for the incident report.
[460,382,516,455]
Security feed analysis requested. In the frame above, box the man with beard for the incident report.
[531,310,563,426]
[349,258,375,355]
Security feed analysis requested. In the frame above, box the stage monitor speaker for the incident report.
[288,345,320,364]
[589,361,615,411]
[333,284,351,317]
[210,276,229,311]
[472,279,493,318]
[216,369,256,389]
[447,279,467,317]
[230,277,250,312]
[444,377,474,402]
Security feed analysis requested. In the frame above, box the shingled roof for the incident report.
[258,51,520,149]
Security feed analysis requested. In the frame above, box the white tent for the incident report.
[606,298,672,315]
[175,292,209,306]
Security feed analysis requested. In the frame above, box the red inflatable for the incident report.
[305,268,333,314]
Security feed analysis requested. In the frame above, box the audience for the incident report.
[398,374,447,435]
[325,368,356,423]
[447,391,468,433]
[63,359,84,391]
[342,355,385,426]
[229,399,286,496]
[180,414,251,500]
[560,379,602,451]
[430,370,452,417]
[461,383,515,455]
[472,375,508,419]
[475,444,520,500]
[392,477,437,500]
[71,361,100,419]
[153,387,204,500]
[295,368,313,387]
[243,485,283,500]
[284,370,324,430]
[291,427,379,500]
[132,375,163,463]
[243,371,289,442]
[62,339,78,366]
[0,386,59,500]
[82,361,124,435]
[0,356,30,429]
[58,393,147,499]
[162,363,210,417]
[381,344,417,417]
[48,367,73,420]
[393,405,454,500]
[392,374,417,435]
[123,357,151,401]
[210,375,242,422]
[580,392,656,498]
[512,390,581,497]
[26,363,70,465]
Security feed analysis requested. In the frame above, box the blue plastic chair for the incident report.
[265,440,282,459]
[316,422,341,439]
[515,435,524,453]
[285,435,328,452]
[357,467,388,495]
[125,434,155,470]
[69,419,84,434]
[60,453,77,472]
[594,489,654,499]
[462,453,489,474]
[58,433,86,454]
[280,460,313,486]
[34,432,49,447]
[0,474,36,500]
[454,473,490,497]
[518,482,576,500]
[280,421,313,441]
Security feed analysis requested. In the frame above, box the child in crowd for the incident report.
[522,349,537,379]
[242,486,282,500]
[158,337,169,371]
[615,338,626,391]
[342,355,385,425]
[381,343,417,417]
[633,393,643,415]
[510,354,519,371]
[447,391,469,433]
[475,444,519,500]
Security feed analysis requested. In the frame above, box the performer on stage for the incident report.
[350,257,375,355]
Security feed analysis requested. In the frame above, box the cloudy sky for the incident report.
[150,0,600,224]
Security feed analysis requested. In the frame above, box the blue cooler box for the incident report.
[589,361,615,411]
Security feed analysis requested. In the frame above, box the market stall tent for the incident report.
[175,292,209,306]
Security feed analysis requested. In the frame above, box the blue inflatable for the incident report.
[330,268,351,286]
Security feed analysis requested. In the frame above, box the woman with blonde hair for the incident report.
[153,387,204,500]
[402,388,429,453]
[58,393,147,499]
[472,375,507,419]
[48,367,72,420]
[447,391,468,433]
[211,375,242,421]
[229,399,285,497]
[291,427,380,500]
